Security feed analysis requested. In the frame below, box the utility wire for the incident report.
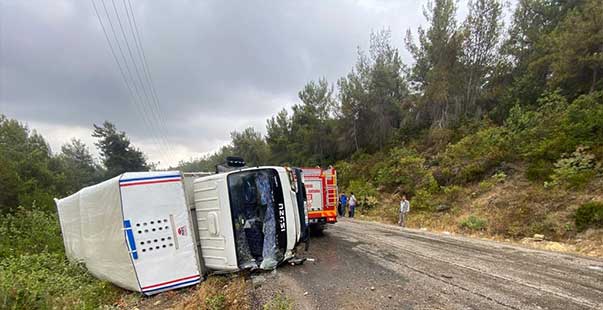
[91,0,171,165]
[121,0,178,165]
[108,0,172,163]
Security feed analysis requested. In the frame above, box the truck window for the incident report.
[227,169,287,269]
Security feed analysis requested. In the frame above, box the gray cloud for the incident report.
[1,0,466,166]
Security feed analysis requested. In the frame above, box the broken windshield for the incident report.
[227,169,287,270]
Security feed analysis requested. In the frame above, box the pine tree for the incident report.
[92,121,148,178]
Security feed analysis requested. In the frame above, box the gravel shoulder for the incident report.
[257,218,603,310]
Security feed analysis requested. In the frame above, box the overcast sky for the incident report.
[0,0,482,168]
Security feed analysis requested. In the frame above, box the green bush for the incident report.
[561,92,603,148]
[459,215,487,231]
[410,189,435,211]
[347,180,379,209]
[442,185,463,201]
[549,146,597,188]
[575,202,603,232]
[334,160,353,188]
[334,152,386,189]
[0,253,119,309]
[0,208,121,308]
[374,147,437,194]
[437,126,512,185]
[0,207,64,259]
[506,91,603,181]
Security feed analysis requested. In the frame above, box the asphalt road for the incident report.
[261,218,603,310]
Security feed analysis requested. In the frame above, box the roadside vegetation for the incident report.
[1,0,602,307]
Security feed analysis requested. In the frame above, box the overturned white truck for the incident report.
[55,166,308,295]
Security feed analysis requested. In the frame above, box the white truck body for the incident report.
[55,167,306,294]
[54,171,201,295]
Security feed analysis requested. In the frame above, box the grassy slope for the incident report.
[357,171,603,257]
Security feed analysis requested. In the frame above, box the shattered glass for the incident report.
[228,169,285,270]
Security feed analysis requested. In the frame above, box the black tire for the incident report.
[309,223,325,236]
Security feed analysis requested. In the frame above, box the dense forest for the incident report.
[1,0,602,308]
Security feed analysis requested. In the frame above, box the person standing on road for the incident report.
[338,193,347,217]
[348,192,357,218]
[399,194,410,227]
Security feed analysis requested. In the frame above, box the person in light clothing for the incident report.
[399,194,410,227]
[348,192,357,218]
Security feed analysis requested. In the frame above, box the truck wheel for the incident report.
[309,224,325,236]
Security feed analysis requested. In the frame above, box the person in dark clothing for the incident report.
[338,193,347,217]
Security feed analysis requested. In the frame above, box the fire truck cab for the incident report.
[301,167,338,231]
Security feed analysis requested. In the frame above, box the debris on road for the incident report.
[289,257,307,265]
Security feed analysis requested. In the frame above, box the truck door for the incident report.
[119,172,201,295]
[293,168,309,242]
[192,176,238,271]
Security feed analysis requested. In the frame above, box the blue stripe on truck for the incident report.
[124,220,138,260]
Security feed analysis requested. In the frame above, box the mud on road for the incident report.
[257,218,603,310]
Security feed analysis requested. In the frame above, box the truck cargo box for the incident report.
[54,171,201,295]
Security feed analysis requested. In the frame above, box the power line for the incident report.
[91,0,172,165]
[121,0,178,164]
[108,0,173,162]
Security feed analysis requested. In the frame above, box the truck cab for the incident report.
[191,166,306,271]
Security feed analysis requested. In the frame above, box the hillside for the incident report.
[333,92,603,257]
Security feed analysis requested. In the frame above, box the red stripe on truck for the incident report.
[142,275,200,290]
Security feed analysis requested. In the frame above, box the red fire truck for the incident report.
[301,167,338,231]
